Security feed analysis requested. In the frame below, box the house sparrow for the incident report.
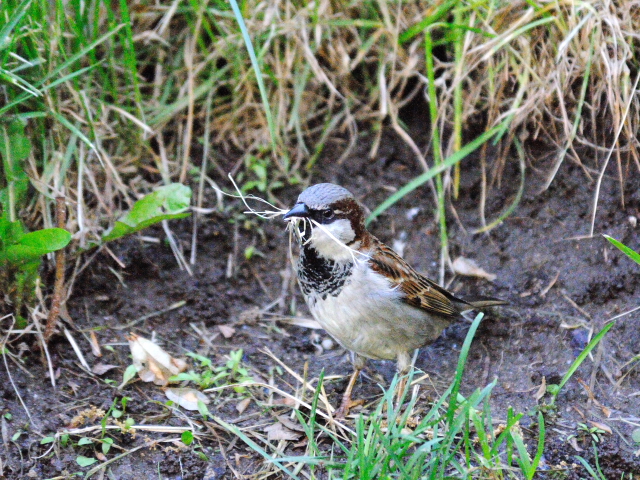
[283,183,505,418]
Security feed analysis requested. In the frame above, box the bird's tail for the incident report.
[458,296,507,312]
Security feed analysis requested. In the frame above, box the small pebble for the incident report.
[321,338,335,350]
[629,216,637,228]
[406,207,420,220]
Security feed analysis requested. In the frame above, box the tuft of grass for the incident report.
[219,314,553,479]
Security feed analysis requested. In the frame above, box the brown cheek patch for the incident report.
[332,198,367,244]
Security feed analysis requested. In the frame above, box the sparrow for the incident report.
[283,183,505,418]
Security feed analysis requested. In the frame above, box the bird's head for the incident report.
[284,183,367,261]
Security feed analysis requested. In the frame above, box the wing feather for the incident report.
[368,240,464,319]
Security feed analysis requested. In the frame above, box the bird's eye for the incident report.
[322,208,334,219]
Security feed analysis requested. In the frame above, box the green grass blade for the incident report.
[227,0,283,169]
[446,312,483,424]
[399,0,457,44]
[366,123,505,225]
[0,0,33,51]
[552,321,615,403]
[424,28,447,283]
[48,111,96,155]
[473,137,526,233]
[575,454,606,480]
[530,411,546,478]
[41,23,125,85]
[212,415,300,479]
[603,235,640,266]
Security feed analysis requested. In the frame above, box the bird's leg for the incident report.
[334,354,366,419]
[395,351,412,409]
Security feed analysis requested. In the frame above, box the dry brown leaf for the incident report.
[165,388,210,411]
[568,436,583,452]
[92,364,119,375]
[236,398,251,414]
[127,333,188,386]
[277,415,305,432]
[272,397,297,406]
[452,257,497,282]
[218,325,236,338]
[264,422,300,441]
[89,331,102,357]
[534,376,546,402]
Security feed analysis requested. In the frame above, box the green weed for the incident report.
[217,314,555,479]
[0,120,71,321]
[171,349,254,394]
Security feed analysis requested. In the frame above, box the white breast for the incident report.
[306,260,439,360]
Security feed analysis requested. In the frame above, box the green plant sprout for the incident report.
[1,120,71,323]
[171,349,254,394]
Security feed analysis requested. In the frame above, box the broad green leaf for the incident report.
[0,228,71,264]
[119,364,138,389]
[76,455,98,467]
[101,183,191,243]
[77,437,93,446]
[101,437,114,454]
[181,430,194,445]
[40,436,55,444]
[603,235,640,266]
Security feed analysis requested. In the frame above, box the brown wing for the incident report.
[369,240,465,319]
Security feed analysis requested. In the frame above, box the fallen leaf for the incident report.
[568,436,583,452]
[165,388,210,411]
[92,364,119,375]
[264,422,300,441]
[89,331,102,357]
[236,398,251,414]
[127,333,188,386]
[218,325,235,338]
[276,415,305,432]
[452,257,497,282]
[534,376,546,402]
[272,397,297,406]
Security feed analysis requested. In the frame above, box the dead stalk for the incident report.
[45,197,67,342]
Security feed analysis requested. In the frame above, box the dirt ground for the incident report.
[1,129,639,479]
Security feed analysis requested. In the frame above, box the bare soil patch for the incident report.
[2,131,639,479]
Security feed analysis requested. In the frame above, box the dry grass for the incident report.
[3,0,640,245]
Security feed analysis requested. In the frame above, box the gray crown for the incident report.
[297,183,354,209]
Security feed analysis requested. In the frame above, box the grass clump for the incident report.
[213,315,549,479]
[211,312,622,479]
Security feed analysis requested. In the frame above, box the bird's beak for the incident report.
[283,202,309,220]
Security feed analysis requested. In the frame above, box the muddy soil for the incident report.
[1,130,639,479]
